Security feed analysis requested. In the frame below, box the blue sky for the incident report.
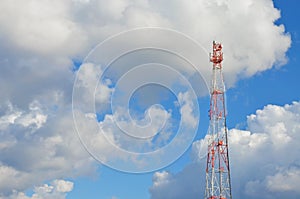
[0,0,300,199]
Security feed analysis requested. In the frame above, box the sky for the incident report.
[0,0,299,199]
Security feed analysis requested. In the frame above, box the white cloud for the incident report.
[52,180,74,193]
[70,0,291,86]
[152,171,171,187]
[0,99,96,196]
[74,62,114,111]
[2,179,74,199]
[15,102,47,130]
[0,0,86,56]
[178,91,198,128]
[266,167,300,192]
[0,0,291,87]
[150,101,300,199]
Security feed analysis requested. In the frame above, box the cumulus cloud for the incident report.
[0,98,96,196]
[2,179,73,199]
[69,0,291,86]
[0,101,47,131]
[73,62,114,111]
[150,101,300,199]
[0,0,291,87]
[0,0,86,56]
[73,86,199,172]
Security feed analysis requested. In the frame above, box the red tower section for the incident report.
[205,41,232,199]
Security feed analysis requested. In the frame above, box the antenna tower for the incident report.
[205,41,232,199]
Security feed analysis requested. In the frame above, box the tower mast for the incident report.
[205,41,232,199]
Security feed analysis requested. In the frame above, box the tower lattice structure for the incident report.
[205,41,232,199]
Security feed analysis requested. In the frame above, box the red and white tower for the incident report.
[205,41,232,199]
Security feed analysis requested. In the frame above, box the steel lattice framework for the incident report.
[205,41,232,199]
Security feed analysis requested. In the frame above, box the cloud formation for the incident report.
[0,0,291,87]
[0,0,292,196]
[2,179,73,199]
[0,99,96,196]
[150,101,300,199]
